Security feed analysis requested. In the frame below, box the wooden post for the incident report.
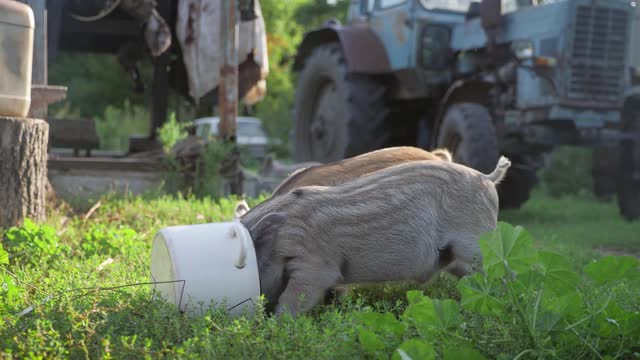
[218,0,242,195]
[151,54,170,140]
[24,0,48,119]
[0,117,49,228]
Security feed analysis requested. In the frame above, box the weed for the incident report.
[193,139,235,198]
[538,146,593,197]
[96,100,150,152]
[2,219,69,267]
[157,113,189,154]
[357,223,640,359]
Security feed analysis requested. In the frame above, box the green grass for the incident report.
[501,191,640,256]
[1,192,638,359]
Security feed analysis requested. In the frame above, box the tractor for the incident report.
[291,0,640,220]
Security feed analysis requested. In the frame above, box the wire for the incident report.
[69,0,122,22]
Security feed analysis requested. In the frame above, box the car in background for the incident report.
[193,116,270,159]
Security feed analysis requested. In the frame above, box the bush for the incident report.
[2,219,69,267]
[49,53,150,118]
[162,138,235,199]
[96,101,150,152]
[157,112,188,154]
[193,140,236,198]
[356,223,640,359]
[538,146,593,197]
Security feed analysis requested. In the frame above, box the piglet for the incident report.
[234,146,452,217]
[241,156,511,317]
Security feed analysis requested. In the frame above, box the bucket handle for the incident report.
[233,223,251,269]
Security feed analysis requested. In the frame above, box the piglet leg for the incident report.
[274,261,341,318]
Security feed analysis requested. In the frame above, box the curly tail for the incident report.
[486,156,511,185]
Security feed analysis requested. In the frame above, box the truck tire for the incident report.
[496,157,539,209]
[617,108,640,221]
[292,43,390,163]
[436,103,499,174]
[592,147,618,200]
[436,103,536,209]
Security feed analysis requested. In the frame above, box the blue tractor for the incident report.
[291,0,640,220]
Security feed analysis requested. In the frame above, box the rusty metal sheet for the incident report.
[336,26,391,74]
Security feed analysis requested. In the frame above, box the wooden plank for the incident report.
[61,17,141,36]
[48,118,100,150]
[28,85,67,118]
[48,157,164,172]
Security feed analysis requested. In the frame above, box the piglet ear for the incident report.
[432,148,453,162]
[234,199,250,218]
[249,212,287,240]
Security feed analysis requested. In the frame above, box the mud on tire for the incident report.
[436,103,499,174]
[497,156,539,209]
[292,42,392,163]
[436,103,537,209]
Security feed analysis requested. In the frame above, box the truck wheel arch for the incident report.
[431,79,493,146]
[292,26,392,74]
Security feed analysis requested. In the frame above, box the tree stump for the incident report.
[0,117,49,228]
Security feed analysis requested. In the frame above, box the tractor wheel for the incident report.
[592,147,618,200]
[292,43,391,163]
[436,103,499,174]
[496,156,539,209]
[436,103,537,209]
[617,108,640,221]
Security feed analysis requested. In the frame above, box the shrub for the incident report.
[96,100,150,152]
[2,219,69,267]
[538,146,593,197]
[356,223,640,359]
[157,112,189,154]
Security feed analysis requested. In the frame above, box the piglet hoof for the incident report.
[274,304,298,319]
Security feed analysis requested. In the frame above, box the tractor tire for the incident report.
[496,156,539,209]
[617,108,640,221]
[592,147,618,200]
[436,103,499,174]
[292,43,391,163]
[436,103,536,209]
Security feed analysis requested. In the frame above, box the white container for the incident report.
[150,220,260,317]
[0,0,34,118]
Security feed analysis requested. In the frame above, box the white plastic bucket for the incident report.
[0,0,34,118]
[149,220,260,317]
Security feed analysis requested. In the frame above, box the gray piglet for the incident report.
[242,156,511,317]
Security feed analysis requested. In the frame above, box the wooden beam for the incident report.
[48,157,163,172]
[150,54,170,140]
[28,85,67,118]
[47,118,100,152]
[61,17,141,36]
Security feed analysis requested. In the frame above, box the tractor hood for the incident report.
[450,1,571,52]
[452,0,634,107]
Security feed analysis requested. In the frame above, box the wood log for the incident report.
[0,117,49,228]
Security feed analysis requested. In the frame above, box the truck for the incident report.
[290,0,640,220]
